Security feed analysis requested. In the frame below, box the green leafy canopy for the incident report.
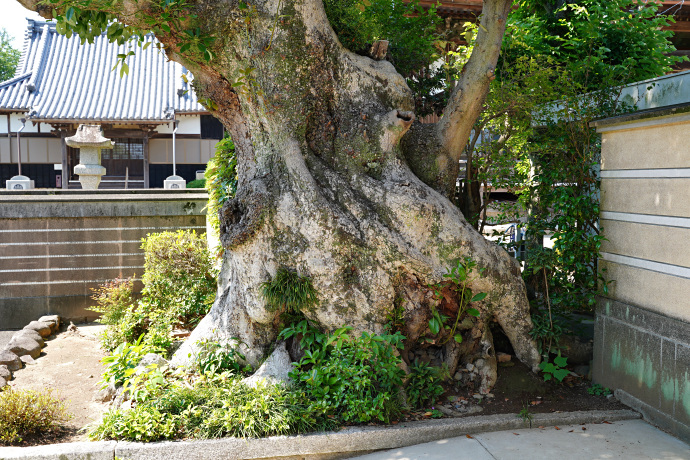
[0,29,20,82]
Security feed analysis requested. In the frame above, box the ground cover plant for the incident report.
[90,230,217,352]
[0,388,70,445]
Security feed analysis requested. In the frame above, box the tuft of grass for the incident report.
[260,268,319,313]
[0,388,70,444]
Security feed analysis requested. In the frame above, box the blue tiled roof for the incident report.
[0,20,205,122]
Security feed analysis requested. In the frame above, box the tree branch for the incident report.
[436,0,512,174]
[401,0,512,199]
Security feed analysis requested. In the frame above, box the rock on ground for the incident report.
[134,353,168,376]
[559,335,593,365]
[241,342,293,389]
[24,320,53,338]
[0,349,22,371]
[6,336,42,359]
[138,353,168,368]
[38,315,61,333]
[14,328,44,347]
[0,365,10,380]
[20,355,36,365]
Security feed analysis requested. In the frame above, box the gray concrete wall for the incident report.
[592,98,690,442]
[0,190,208,328]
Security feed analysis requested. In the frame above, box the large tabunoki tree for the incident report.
[20,0,540,390]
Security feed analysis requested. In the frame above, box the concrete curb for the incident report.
[0,409,640,460]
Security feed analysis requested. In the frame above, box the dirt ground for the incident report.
[5,323,109,444]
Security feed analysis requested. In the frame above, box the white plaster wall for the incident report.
[9,113,38,133]
[598,111,690,322]
[155,114,200,134]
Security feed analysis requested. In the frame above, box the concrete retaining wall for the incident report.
[0,190,207,328]
[592,98,690,442]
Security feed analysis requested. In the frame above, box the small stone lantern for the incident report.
[65,124,112,190]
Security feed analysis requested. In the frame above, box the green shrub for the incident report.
[205,137,237,234]
[280,321,406,423]
[0,388,70,444]
[186,179,206,188]
[88,277,137,350]
[406,360,445,409]
[91,230,217,352]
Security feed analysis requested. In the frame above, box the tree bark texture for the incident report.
[20,0,539,390]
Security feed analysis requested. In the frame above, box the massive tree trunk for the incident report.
[20,0,539,391]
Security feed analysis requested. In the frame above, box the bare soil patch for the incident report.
[5,323,109,446]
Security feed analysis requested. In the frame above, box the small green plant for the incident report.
[587,384,611,396]
[0,388,70,444]
[430,408,443,418]
[406,359,445,409]
[518,405,533,428]
[100,336,164,388]
[121,365,171,404]
[385,298,405,333]
[280,320,406,423]
[539,352,569,382]
[428,257,486,344]
[193,338,250,376]
[529,310,565,356]
[260,268,319,313]
[89,404,179,442]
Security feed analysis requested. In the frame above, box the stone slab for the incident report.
[350,435,494,460]
[355,419,690,460]
[473,419,690,460]
[23,321,52,338]
[0,441,116,460]
[0,349,22,371]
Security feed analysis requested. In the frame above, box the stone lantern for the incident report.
[65,124,113,190]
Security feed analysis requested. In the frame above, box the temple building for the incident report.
[0,20,223,189]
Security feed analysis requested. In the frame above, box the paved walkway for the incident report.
[350,419,690,460]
